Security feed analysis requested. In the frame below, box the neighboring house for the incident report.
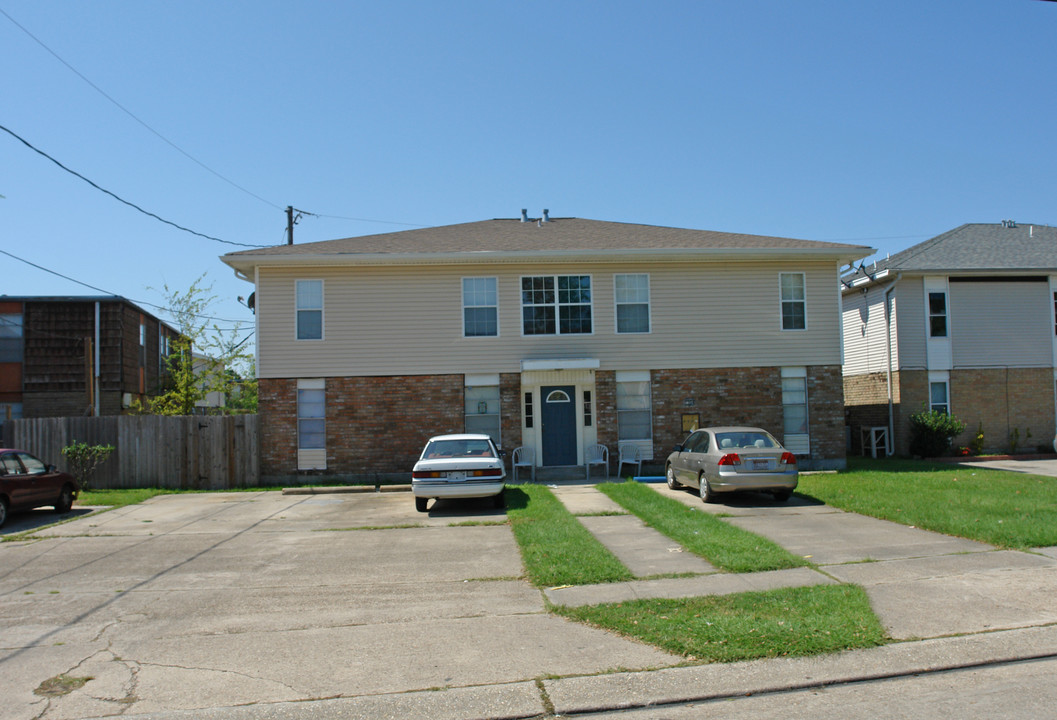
[193,353,227,413]
[841,221,1057,456]
[221,214,872,481]
[0,296,180,428]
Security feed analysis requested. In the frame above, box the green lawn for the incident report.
[557,584,886,662]
[798,457,1057,549]
[597,481,807,573]
[505,484,633,587]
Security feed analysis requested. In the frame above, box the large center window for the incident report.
[521,275,592,335]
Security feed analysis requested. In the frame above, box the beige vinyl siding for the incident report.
[950,281,1052,368]
[842,287,894,376]
[895,277,927,370]
[255,261,843,379]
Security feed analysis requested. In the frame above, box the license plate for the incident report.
[447,471,466,481]
[752,459,769,470]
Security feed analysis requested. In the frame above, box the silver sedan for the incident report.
[665,426,798,503]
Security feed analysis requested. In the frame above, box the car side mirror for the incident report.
[673,444,684,453]
[47,464,57,472]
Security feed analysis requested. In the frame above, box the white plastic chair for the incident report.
[585,443,609,481]
[617,441,642,478]
[512,446,535,483]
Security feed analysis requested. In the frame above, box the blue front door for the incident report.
[541,385,577,466]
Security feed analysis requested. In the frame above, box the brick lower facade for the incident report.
[844,368,1056,456]
[260,365,848,482]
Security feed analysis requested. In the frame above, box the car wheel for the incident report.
[772,489,792,502]
[666,464,681,490]
[492,490,505,509]
[0,497,7,528]
[54,484,75,514]
[415,496,429,513]
[699,474,716,503]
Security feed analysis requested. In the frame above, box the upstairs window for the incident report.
[0,313,23,363]
[522,275,592,335]
[463,277,498,337]
[296,280,323,340]
[615,274,650,333]
[928,292,948,338]
[779,273,806,330]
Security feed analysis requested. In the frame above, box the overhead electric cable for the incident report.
[0,249,253,327]
[0,6,284,212]
[0,124,272,248]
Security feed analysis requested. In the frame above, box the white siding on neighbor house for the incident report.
[950,280,1053,368]
[895,277,927,370]
[842,285,896,377]
[254,261,845,378]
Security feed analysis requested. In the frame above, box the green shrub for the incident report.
[968,422,985,456]
[61,442,115,492]
[908,408,966,458]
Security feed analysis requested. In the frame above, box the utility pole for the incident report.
[286,206,294,245]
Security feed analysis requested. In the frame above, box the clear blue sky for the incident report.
[3,1,1055,350]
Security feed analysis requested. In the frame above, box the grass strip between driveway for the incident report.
[799,457,1057,549]
[556,583,887,663]
[505,484,633,587]
[597,481,808,573]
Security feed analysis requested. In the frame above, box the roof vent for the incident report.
[1001,219,1017,228]
[541,209,550,223]
[521,209,529,223]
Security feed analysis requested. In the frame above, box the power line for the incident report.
[0,123,272,248]
[0,248,254,328]
[0,6,284,213]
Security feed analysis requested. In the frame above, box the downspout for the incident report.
[94,301,101,417]
[883,273,902,456]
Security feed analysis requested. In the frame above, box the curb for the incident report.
[282,484,412,495]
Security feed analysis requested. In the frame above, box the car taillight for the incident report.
[780,452,797,465]
[470,468,504,478]
[412,470,444,479]
[717,453,742,466]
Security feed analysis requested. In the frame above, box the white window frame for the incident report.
[781,367,810,455]
[929,378,950,415]
[614,273,651,334]
[520,274,594,336]
[616,371,653,455]
[295,279,324,341]
[462,277,499,338]
[464,374,501,445]
[779,272,807,331]
[928,290,949,338]
[297,379,326,470]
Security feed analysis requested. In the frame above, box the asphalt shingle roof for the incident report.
[846,222,1057,281]
[224,217,869,259]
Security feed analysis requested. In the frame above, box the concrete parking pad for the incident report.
[547,483,628,515]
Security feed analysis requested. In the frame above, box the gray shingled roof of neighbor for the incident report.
[221,217,874,273]
[844,222,1057,284]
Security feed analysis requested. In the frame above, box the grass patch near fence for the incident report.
[557,584,886,663]
[77,488,179,508]
[798,457,1057,549]
[505,485,633,587]
[598,481,807,573]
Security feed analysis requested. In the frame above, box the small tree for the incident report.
[61,441,115,492]
[908,407,966,458]
[144,274,256,415]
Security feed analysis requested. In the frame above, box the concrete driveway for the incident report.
[955,456,1057,478]
[1,491,675,720]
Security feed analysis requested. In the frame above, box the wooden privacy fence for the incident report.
[2,415,259,489]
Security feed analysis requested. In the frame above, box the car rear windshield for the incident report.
[423,440,496,459]
[715,432,778,450]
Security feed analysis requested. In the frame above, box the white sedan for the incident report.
[411,434,506,513]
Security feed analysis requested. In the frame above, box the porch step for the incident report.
[521,465,611,484]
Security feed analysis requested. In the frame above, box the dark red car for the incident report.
[0,449,79,528]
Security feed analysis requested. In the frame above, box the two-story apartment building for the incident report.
[222,214,872,482]
[0,296,180,428]
[842,222,1057,456]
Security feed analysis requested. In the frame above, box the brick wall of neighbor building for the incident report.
[950,368,1056,454]
[594,371,619,471]
[843,372,894,454]
[895,370,928,456]
[807,365,846,462]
